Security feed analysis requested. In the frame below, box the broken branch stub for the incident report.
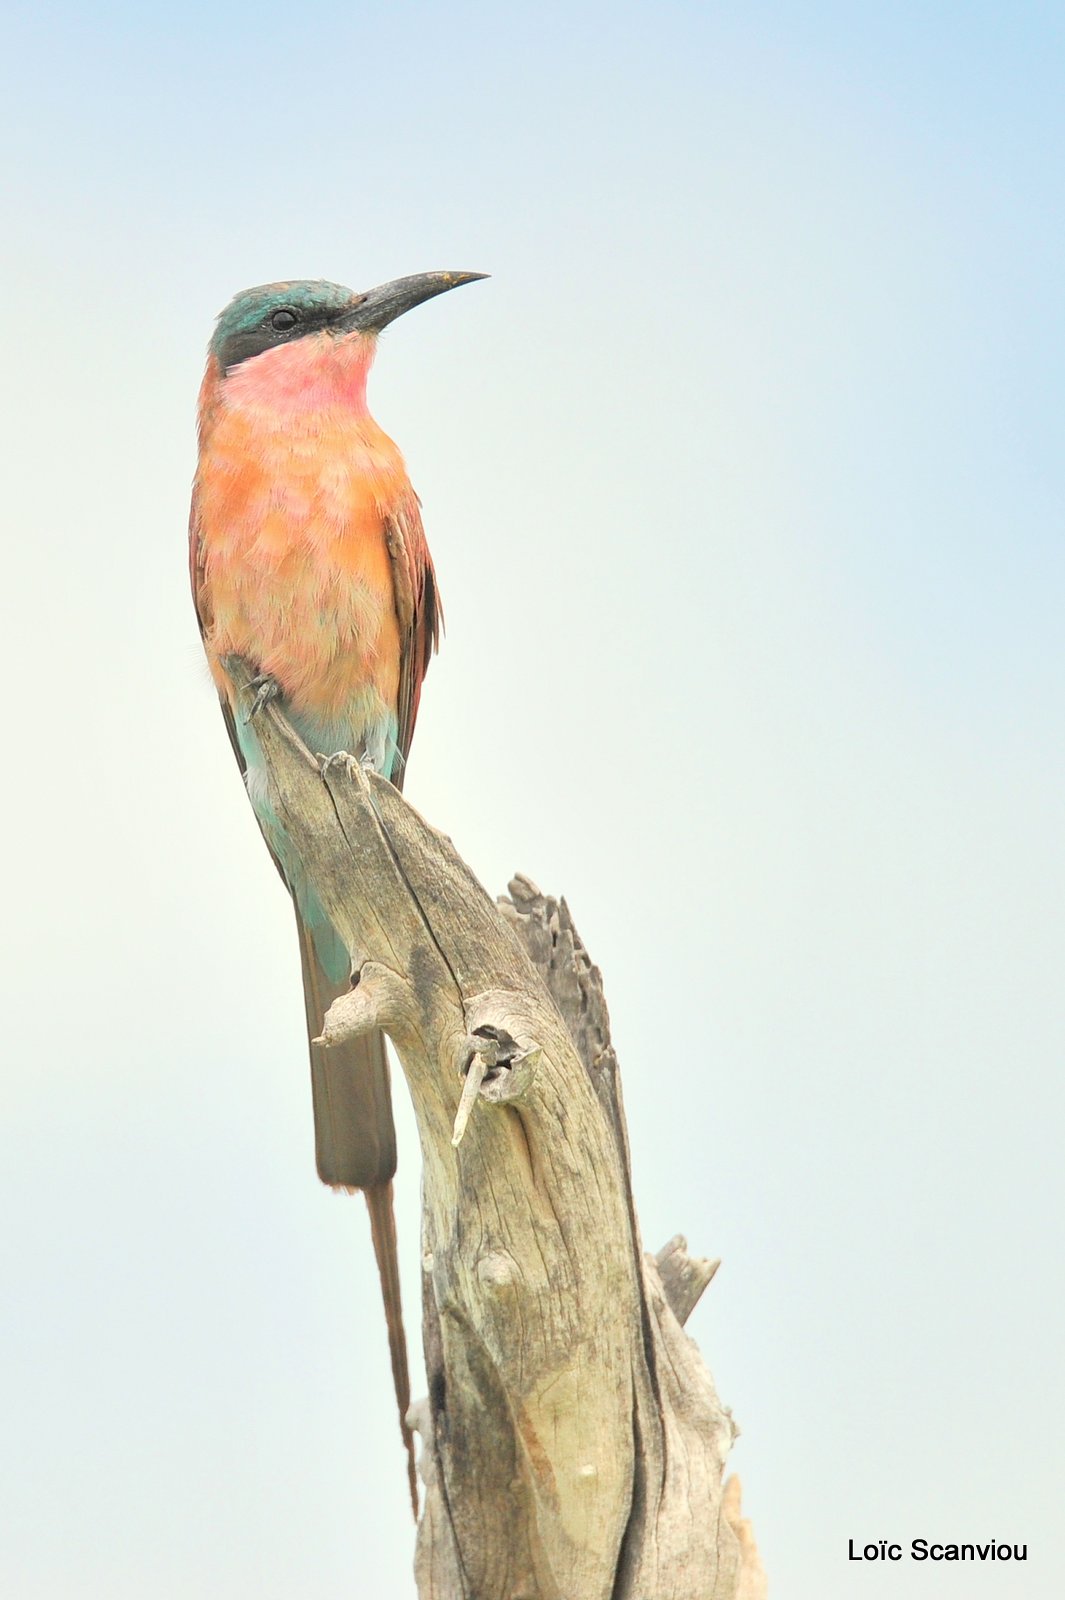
[227,660,763,1600]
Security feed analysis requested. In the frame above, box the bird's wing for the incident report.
[189,494,245,763]
[190,497,280,854]
[385,493,441,790]
[188,491,215,646]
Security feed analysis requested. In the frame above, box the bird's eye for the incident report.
[270,307,299,331]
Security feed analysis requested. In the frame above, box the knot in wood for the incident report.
[476,1250,520,1291]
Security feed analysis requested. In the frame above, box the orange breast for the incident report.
[195,404,407,728]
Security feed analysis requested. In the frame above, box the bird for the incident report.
[188,270,485,1513]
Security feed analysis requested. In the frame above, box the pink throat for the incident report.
[221,331,377,414]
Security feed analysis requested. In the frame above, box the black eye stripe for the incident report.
[219,301,336,369]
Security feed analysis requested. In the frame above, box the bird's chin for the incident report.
[222,331,376,414]
[331,327,378,349]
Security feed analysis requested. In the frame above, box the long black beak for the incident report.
[339,271,488,333]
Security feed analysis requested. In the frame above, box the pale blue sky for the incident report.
[2,2,1063,1596]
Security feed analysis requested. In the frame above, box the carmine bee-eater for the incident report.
[189,270,485,1511]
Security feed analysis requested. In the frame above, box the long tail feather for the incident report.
[295,913,416,1514]
[366,1181,418,1516]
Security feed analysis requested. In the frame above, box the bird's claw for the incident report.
[245,673,281,722]
[316,748,379,782]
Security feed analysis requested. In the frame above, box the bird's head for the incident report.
[209,273,486,411]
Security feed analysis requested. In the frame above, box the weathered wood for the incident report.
[228,660,765,1599]
[723,1477,770,1600]
[654,1234,722,1328]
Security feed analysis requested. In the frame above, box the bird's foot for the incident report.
[245,673,282,722]
[317,749,378,783]
[318,750,359,778]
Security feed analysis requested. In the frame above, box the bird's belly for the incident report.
[212,529,398,707]
[198,422,404,750]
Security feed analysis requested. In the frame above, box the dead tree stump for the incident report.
[229,661,767,1600]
